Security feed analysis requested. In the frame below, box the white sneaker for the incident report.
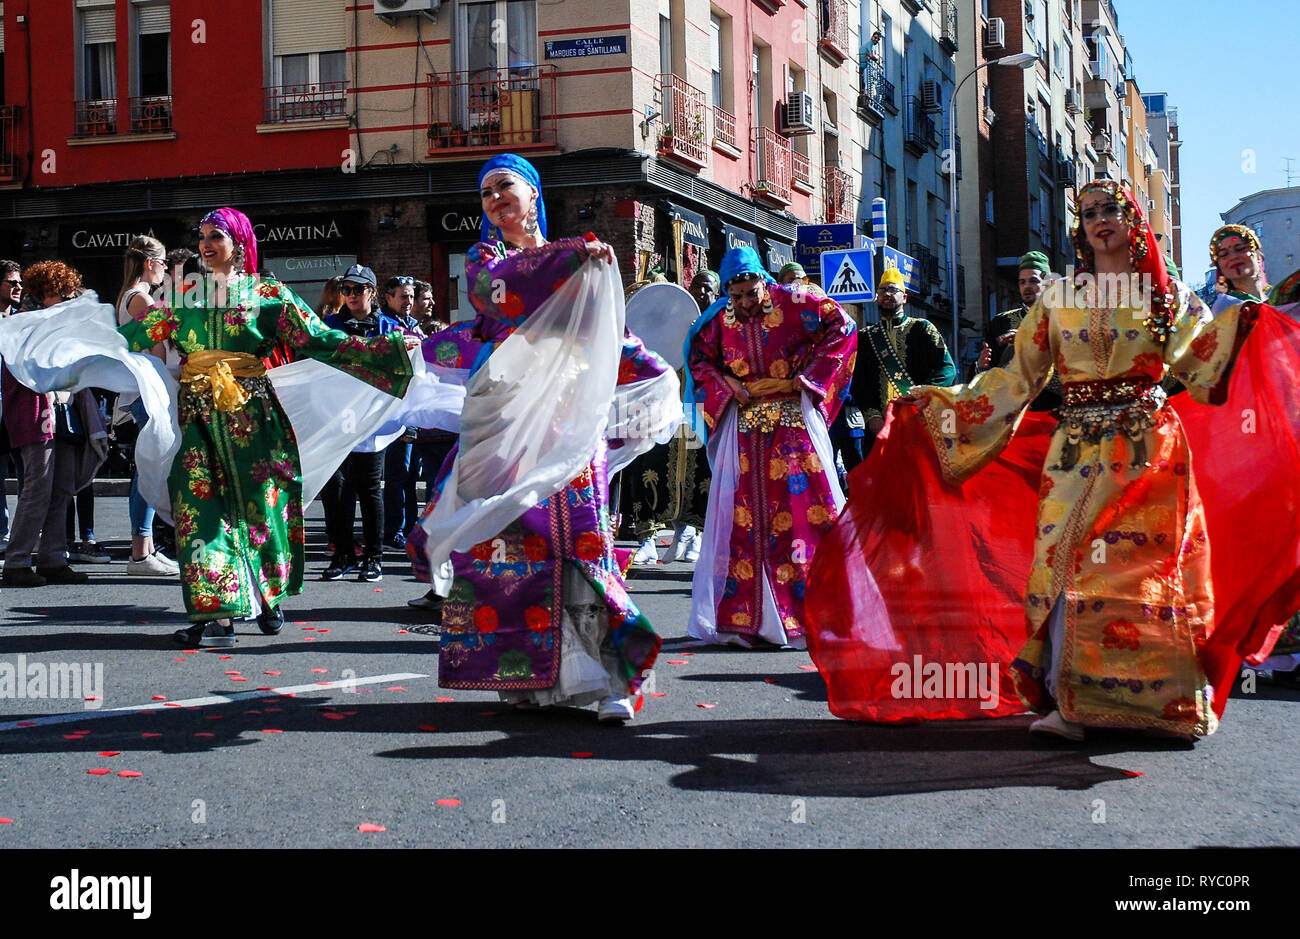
[1029,710,1085,741]
[632,538,659,565]
[683,532,702,563]
[597,694,635,724]
[127,552,179,576]
[671,525,697,561]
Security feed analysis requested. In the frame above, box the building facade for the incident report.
[0,0,867,319]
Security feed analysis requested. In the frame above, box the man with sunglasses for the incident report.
[0,259,20,552]
[319,265,410,583]
[850,266,956,458]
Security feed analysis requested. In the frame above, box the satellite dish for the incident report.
[624,282,700,370]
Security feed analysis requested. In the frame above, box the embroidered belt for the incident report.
[1054,375,1166,469]
[737,396,804,434]
[180,350,268,412]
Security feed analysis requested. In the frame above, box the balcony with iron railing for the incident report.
[427,67,557,155]
[656,73,708,168]
[712,105,737,151]
[753,125,792,204]
[858,57,895,122]
[264,81,347,124]
[791,149,811,190]
[129,95,172,133]
[823,165,853,224]
[819,0,850,62]
[74,98,118,137]
[904,96,936,154]
[0,106,20,180]
[939,0,959,54]
[910,243,940,285]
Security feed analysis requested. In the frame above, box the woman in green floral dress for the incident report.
[117,208,413,647]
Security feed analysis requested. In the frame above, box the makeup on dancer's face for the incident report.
[728,284,763,303]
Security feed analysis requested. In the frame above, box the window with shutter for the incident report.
[266,0,348,122]
[135,2,171,100]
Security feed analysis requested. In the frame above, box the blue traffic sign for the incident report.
[819,248,875,303]
[879,245,921,293]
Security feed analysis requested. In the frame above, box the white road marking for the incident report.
[0,672,431,733]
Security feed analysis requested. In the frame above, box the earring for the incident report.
[524,205,539,236]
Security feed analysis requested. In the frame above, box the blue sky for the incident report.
[1118,0,1299,286]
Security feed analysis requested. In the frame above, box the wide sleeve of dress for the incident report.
[464,237,588,319]
[915,296,1055,484]
[263,280,413,399]
[1164,283,1244,405]
[793,295,857,425]
[685,313,734,434]
[118,297,180,352]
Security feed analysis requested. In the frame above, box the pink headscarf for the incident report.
[200,207,259,274]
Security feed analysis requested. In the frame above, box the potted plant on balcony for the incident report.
[448,126,468,147]
[427,122,451,148]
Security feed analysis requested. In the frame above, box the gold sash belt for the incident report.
[180,350,267,412]
[737,395,805,434]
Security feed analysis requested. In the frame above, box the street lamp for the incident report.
[945,51,1037,360]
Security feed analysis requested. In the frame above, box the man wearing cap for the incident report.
[978,251,1060,411]
[851,266,956,453]
[778,261,826,299]
[319,264,406,583]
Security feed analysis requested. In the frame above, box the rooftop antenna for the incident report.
[1285,157,1298,188]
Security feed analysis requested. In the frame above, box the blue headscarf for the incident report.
[477,153,548,244]
[682,246,777,445]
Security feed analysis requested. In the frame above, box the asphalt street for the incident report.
[0,495,1297,849]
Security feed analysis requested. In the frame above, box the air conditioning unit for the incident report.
[920,80,942,113]
[1064,88,1081,114]
[375,0,440,22]
[1121,104,1131,123]
[984,17,1006,50]
[1148,199,1156,211]
[780,92,816,135]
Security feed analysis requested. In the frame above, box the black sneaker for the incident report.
[322,552,355,581]
[358,555,383,582]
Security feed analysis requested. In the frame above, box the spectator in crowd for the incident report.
[319,264,401,582]
[977,251,1060,411]
[411,279,443,333]
[378,275,425,549]
[2,261,107,587]
[316,275,344,320]
[0,259,22,553]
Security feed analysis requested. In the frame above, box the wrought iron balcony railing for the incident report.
[264,81,347,124]
[129,95,172,133]
[428,67,557,153]
[712,105,737,150]
[0,105,20,180]
[824,165,853,223]
[74,98,117,137]
[754,125,792,204]
[657,73,708,166]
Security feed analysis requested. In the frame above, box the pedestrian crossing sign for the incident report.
[819,248,875,303]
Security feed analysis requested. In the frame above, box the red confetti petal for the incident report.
[87,768,112,776]
[172,657,185,662]
[322,713,347,720]
[15,721,36,727]
[648,691,667,697]
[338,711,358,717]
[571,751,594,759]
[372,588,383,593]
[229,677,248,682]
[138,710,157,715]
[696,703,716,709]
[164,702,182,707]
[1122,770,1144,777]
[386,686,407,692]
[151,695,166,700]
[262,728,283,734]
[315,682,331,687]
[244,710,261,715]
[257,686,273,691]
[302,636,316,641]
[194,732,214,738]
[117,771,142,778]
[478,711,496,717]
[435,696,454,702]
[667,660,688,665]
[292,621,307,625]
[357,823,386,832]
[316,628,330,633]
[224,670,241,675]
[264,670,281,675]
[797,664,818,671]
[182,649,199,654]
[680,652,696,657]
[435,798,460,806]
[397,629,409,634]
[98,751,120,757]
[61,734,82,740]
[84,695,99,701]
[762,678,778,683]
[0,818,12,823]
[205,715,223,720]
[219,655,233,661]
[141,732,162,738]
[311,668,328,673]
[300,626,314,631]
[418,724,438,732]
[263,707,282,713]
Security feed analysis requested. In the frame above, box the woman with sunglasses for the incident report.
[806,180,1300,741]
[416,153,679,724]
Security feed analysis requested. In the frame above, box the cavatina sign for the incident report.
[59,222,182,258]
